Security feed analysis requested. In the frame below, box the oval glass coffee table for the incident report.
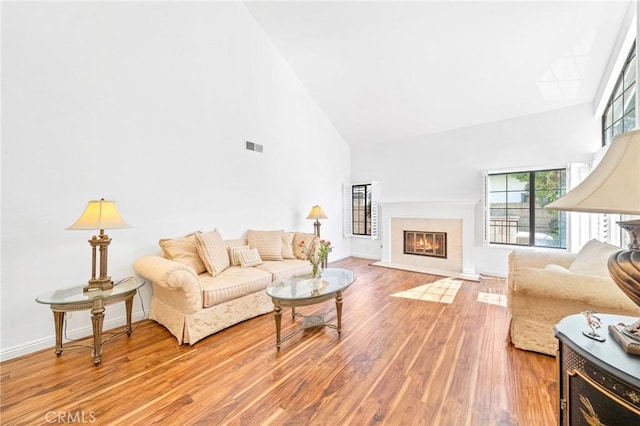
[266,268,356,350]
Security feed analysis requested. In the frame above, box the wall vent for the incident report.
[245,141,263,153]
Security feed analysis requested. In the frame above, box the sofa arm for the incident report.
[133,256,202,313]
[509,249,576,271]
[510,267,636,312]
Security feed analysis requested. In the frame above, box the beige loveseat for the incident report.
[134,229,317,345]
[507,239,640,356]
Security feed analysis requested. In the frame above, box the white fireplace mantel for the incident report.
[378,200,479,279]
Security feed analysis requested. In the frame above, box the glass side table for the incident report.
[36,277,145,366]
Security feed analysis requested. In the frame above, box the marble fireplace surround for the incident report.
[375,201,479,281]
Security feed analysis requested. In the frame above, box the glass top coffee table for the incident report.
[266,268,356,349]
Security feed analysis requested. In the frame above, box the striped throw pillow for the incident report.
[247,230,284,261]
[195,230,230,276]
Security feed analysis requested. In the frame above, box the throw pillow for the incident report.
[229,245,250,266]
[159,233,206,275]
[195,230,230,276]
[282,232,296,259]
[247,229,284,261]
[239,248,263,268]
[293,232,318,260]
[569,239,619,277]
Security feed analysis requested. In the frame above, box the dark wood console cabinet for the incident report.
[554,314,640,425]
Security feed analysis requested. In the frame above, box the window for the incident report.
[343,181,379,239]
[487,169,566,248]
[603,41,636,146]
[352,184,372,235]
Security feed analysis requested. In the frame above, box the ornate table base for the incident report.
[273,292,344,350]
[37,278,143,366]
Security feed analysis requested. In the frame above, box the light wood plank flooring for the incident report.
[0,257,557,425]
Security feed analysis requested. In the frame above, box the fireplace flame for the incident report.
[417,238,433,250]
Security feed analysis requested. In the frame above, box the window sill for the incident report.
[486,243,568,252]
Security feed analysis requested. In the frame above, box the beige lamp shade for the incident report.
[67,199,130,231]
[545,130,640,215]
[306,205,328,220]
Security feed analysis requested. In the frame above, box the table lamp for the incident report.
[546,129,640,343]
[306,205,327,237]
[67,199,130,292]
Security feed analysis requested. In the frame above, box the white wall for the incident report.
[1,2,351,360]
[351,103,602,276]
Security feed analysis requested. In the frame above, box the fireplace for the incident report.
[379,202,477,279]
[404,230,447,259]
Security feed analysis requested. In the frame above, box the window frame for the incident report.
[343,181,379,239]
[351,184,371,236]
[602,40,636,146]
[485,168,567,249]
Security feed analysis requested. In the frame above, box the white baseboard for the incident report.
[371,261,481,282]
[349,252,381,260]
[477,270,508,279]
[0,311,148,362]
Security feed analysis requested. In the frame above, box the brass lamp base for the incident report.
[608,220,640,347]
[84,277,114,293]
[83,231,114,292]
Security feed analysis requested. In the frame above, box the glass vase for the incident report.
[312,263,323,279]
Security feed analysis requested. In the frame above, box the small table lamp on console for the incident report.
[546,130,640,347]
[67,199,130,292]
[306,205,327,237]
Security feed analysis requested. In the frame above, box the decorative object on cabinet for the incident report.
[609,323,640,355]
[581,311,605,342]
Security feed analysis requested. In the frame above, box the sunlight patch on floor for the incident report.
[391,278,462,304]
[477,291,507,307]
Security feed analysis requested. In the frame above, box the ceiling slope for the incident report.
[245,1,632,147]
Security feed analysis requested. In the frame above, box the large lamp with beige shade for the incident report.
[67,199,130,292]
[546,130,640,343]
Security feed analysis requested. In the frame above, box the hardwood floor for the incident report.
[0,257,557,425]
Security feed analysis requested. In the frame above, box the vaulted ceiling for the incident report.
[245,1,632,147]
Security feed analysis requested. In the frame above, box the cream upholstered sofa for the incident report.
[507,239,640,356]
[134,229,317,345]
